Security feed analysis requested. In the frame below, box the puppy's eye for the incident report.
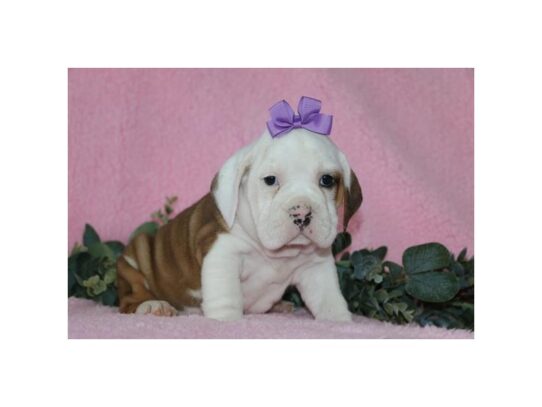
[319,174,335,188]
[263,176,277,186]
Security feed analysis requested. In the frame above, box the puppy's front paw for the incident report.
[135,300,177,317]
[315,310,352,322]
[203,306,243,321]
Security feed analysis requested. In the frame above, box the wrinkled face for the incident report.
[244,130,345,250]
[212,128,362,254]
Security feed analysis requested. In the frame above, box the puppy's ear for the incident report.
[211,144,254,229]
[337,151,363,231]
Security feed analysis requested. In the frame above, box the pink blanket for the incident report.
[68,298,473,339]
[68,68,473,261]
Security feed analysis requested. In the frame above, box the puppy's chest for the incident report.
[239,251,306,311]
[240,253,298,283]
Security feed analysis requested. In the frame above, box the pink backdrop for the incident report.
[68,68,473,261]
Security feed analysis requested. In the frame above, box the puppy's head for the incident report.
[212,129,362,252]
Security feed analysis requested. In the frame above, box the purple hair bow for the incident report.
[266,96,333,138]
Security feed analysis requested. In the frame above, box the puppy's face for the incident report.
[213,129,362,252]
[244,130,346,250]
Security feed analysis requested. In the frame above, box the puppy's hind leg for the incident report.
[117,254,156,314]
[117,234,178,317]
[118,254,177,316]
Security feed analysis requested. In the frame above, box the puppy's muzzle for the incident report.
[288,204,312,231]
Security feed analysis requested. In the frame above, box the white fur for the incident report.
[187,288,202,300]
[123,255,139,270]
[203,129,355,322]
[212,142,256,228]
[136,300,177,316]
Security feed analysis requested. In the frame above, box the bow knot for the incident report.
[266,96,333,138]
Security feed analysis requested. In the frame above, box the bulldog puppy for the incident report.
[117,103,362,322]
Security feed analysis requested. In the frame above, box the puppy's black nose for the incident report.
[289,204,312,230]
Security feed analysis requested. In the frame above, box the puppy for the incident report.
[117,101,362,321]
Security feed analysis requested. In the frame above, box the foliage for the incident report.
[151,196,178,225]
[68,197,474,331]
[68,197,178,306]
[283,233,474,331]
[68,224,123,306]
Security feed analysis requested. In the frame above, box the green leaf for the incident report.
[346,281,362,301]
[353,265,367,280]
[336,265,352,293]
[82,275,100,288]
[374,289,389,303]
[372,274,384,284]
[381,261,404,289]
[369,295,381,311]
[74,252,94,281]
[83,275,107,296]
[83,224,101,246]
[399,308,415,323]
[387,288,405,300]
[462,257,474,274]
[384,261,403,278]
[332,232,352,257]
[371,246,388,261]
[450,260,465,276]
[458,248,468,262]
[68,256,77,296]
[406,271,460,303]
[130,221,159,241]
[351,251,381,281]
[93,280,107,296]
[70,242,87,256]
[105,241,125,258]
[383,303,394,315]
[281,286,305,308]
[350,250,363,266]
[87,242,115,260]
[166,196,177,205]
[335,260,351,268]
[73,284,87,298]
[403,243,451,274]
[103,268,116,285]
[100,288,118,306]
[450,260,472,289]
[396,302,408,312]
[415,305,470,330]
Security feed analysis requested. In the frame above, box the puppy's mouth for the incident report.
[286,234,312,246]
[263,234,314,258]
[279,234,320,253]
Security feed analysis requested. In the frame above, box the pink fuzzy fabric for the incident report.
[68,298,473,339]
[68,68,473,262]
